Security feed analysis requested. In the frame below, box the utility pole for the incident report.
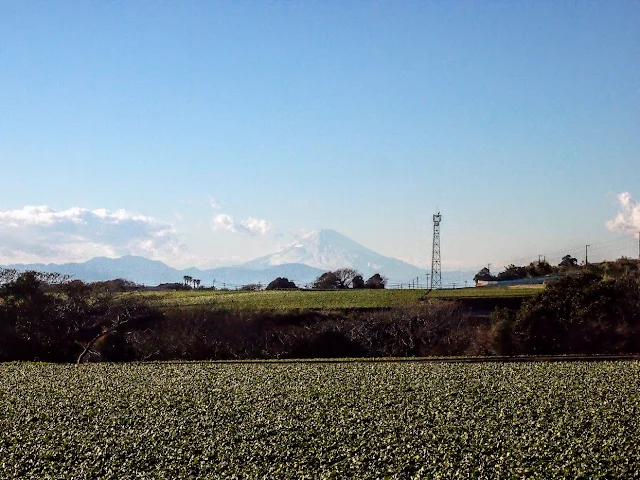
[638,231,640,261]
[585,244,590,265]
[430,212,442,289]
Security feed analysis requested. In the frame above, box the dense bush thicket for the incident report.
[1,268,639,362]
[492,273,640,355]
[133,301,484,360]
[0,270,160,363]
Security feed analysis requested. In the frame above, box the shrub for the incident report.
[265,277,297,290]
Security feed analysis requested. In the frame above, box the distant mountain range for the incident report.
[2,229,476,287]
[2,256,324,288]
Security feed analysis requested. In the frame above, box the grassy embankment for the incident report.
[142,286,541,311]
[2,361,637,478]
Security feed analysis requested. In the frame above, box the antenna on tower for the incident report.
[431,211,442,289]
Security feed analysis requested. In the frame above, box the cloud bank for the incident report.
[606,192,640,233]
[0,206,188,265]
[212,213,272,236]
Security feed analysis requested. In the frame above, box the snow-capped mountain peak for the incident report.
[242,229,425,282]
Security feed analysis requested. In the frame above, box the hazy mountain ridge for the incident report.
[2,256,324,287]
[3,229,476,286]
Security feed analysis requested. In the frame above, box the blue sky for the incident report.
[1,2,639,270]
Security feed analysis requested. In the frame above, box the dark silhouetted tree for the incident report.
[266,277,297,290]
[473,267,494,283]
[364,273,387,289]
[352,275,365,289]
[559,255,578,268]
[334,268,360,289]
[527,260,555,277]
[313,272,339,289]
[497,264,528,281]
[313,269,362,289]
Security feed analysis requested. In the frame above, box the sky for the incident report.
[1,2,639,271]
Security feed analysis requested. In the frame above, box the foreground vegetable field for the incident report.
[1,361,638,479]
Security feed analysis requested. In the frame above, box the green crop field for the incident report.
[1,361,638,479]
[143,288,428,310]
[142,286,539,311]
[430,286,542,298]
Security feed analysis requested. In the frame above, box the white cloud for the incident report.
[240,217,272,235]
[212,214,237,232]
[209,198,222,210]
[212,213,272,236]
[606,192,640,233]
[0,205,190,266]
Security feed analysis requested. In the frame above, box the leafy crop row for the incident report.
[1,361,638,478]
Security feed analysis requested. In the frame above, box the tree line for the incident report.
[175,269,387,291]
[183,276,201,288]
[245,269,387,291]
[473,255,639,283]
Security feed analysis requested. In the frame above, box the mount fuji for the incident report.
[242,229,427,283]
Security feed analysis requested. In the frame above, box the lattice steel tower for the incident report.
[430,212,442,289]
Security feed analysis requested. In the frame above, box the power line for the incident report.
[500,236,637,268]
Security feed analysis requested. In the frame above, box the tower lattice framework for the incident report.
[431,212,442,289]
